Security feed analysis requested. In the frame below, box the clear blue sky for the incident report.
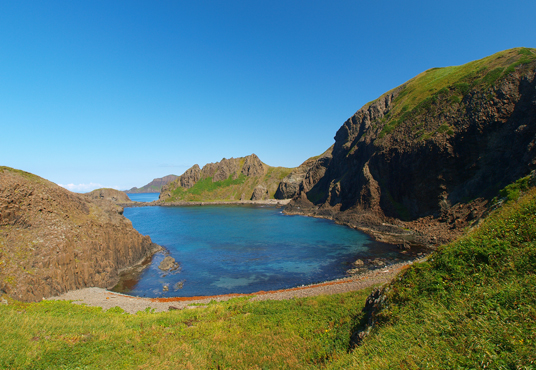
[2,1,535,192]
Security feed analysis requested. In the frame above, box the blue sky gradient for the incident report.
[2,1,535,191]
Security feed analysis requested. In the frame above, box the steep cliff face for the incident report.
[0,167,161,302]
[125,174,179,193]
[274,150,332,200]
[285,48,536,244]
[160,154,293,202]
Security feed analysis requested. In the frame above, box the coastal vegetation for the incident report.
[0,290,371,369]
[2,47,536,368]
[375,47,536,139]
[160,154,294,202]
[1,181,535,368]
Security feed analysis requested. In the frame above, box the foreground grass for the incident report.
[3,183,536,369]
[0,290,370,369]
[328,188,536,369]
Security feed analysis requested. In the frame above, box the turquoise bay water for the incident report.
[118,205,397,298]
[127,192,160,202]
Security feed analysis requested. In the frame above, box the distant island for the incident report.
[124,174,179,193]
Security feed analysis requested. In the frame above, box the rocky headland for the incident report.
[0,167,161,302]
[284,47,536,248]
[159,153,293,202]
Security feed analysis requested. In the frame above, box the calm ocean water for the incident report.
[127,192,160,202]
[117,205,397,298]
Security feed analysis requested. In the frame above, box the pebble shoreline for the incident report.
[47,259,422,314]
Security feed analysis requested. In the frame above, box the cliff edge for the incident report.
[0,167,161,302]
[285,47,536,246]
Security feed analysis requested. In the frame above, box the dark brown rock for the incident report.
[0,167,161,302]
[285,49,536,246]
[274,154,327,199]
[241,154,265,177]
[250,185,268,200]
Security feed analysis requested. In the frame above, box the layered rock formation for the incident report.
[160,154,293,202]
[285,48,536,246]
[125,174,179,193]
[275,149,332,200]
[0,167,161,302]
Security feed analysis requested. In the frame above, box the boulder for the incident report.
[251,185,268,200]
[159,256,180,271]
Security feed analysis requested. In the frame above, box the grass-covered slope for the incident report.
[165,166,292,202]
[1,176,535,369]
[375,47,536,139]
[0,290,370,369]
[328,184,536,369]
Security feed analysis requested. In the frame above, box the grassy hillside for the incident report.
[327,179,536,369]
[0,290,370,369]
[164,166,292,202]
[2,178,535,368]
[374,47,536,139]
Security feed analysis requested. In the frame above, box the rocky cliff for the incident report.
[0,167,161,302]
[86,188,133,204]
[285,47,536,246]
[275,149,332,200]
[159,154,293,202]
[125,174,179,194]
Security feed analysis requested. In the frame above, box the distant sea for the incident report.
[126,192,160,202]
[116,205,399,298]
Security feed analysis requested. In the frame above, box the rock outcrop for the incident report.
[160,154,293,202]
[275,149,332,200]
[285,48,536,246]
[250,185,268,200]
[158,256,180,272]
[0,167,161,302]
[125,174,179,193]
[86,188,133,204]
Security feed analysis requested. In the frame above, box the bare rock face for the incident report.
[251,185,268,200]
[241,154,265,177]
[0,167,161,302]
[214,158,241,182]
[177,165,201,189]
[85,188,132,204]
[275,149,332,200]
[285,48,536,245]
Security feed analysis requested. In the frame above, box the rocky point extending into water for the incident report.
[0,167,161,302]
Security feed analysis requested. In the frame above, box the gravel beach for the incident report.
[47,260,417,314]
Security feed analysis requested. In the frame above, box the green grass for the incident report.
[375,47,536,138]
[165,166,293,202]
[327,186,536,369]
[167,174,248,202]
[0,166,44,183]
[4,170,536,368]
[494,174,535,203]
[0,290,371,369]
